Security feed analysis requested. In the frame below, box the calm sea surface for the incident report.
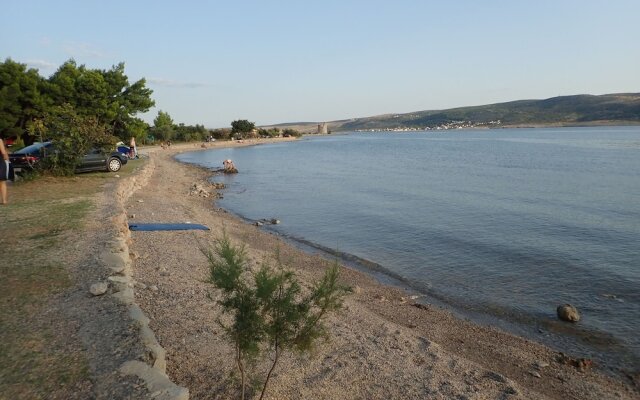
[177,127,640,370]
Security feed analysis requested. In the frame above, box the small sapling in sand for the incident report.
[203,234,346,400]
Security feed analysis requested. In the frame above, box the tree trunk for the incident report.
[259,344,279,400]
[236,343,245,400]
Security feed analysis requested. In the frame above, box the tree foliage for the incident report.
[0,59,48,138]
[202,234,347,400]
[0,58,153,144]
[38,104,117,175]
[47,60,153,141]
[211,128,232,140]
[175,123,208,142]
[231,119,256,137]
[257,128,280,138]
[152,110,175,141]
[282,128,302,138]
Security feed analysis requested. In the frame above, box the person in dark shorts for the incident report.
[0,138,12,204]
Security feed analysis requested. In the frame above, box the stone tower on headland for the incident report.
[317,122,328,134]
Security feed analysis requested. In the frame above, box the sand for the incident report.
[127,140,638,399]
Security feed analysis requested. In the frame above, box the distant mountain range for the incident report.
[264,93,640,132]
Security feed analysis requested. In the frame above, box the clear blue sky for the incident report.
[2,0,639,128]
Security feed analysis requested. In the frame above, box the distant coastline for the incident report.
[352,120,640,133]
[262,93,640,133]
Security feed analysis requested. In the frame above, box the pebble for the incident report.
[529,370,542,378]
[137,199,144,203]
[110,264,126,274]
[484,371,507,383]
[150,285,159,291]
[534,361,550,369]
[90,282,109,296]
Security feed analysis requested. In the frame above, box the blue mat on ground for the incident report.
[129,223,210,231]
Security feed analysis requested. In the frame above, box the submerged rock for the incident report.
[557,304,580,322]
[258,218,280,225]
[557,352,594,372]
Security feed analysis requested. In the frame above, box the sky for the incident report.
[2,0,639,128]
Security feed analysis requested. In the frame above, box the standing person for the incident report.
[130,136,138,159]
[0,138,10,204]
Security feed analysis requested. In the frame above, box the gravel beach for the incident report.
[127,140,638,399]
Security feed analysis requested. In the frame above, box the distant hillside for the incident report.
[265,93,640,133]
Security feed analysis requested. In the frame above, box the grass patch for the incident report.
[0,162,143,398]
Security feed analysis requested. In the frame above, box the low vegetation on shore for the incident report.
[203,234,347,400]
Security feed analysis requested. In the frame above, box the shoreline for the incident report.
[177,134,639,374]
[204,182,638,376]
[128,139,638,399]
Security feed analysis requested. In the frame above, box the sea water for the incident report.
[177,127,640,371]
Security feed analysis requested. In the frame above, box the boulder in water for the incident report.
[557,304,580,322]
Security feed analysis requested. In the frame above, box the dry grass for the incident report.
[0,160,142,399]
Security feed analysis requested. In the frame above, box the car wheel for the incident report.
[108,157,122,172]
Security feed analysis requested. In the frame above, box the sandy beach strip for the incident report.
[127,139,638,399]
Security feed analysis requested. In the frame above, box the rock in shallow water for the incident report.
[557,304,580,322]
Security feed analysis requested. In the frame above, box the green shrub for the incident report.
[282,128,302,138]
[202,234,346,400]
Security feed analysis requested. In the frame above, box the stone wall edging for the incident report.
[105,154,189,400]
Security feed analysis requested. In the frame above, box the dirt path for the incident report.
[128,143,638,399]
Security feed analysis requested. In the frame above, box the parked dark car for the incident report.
[9,142,128,173]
